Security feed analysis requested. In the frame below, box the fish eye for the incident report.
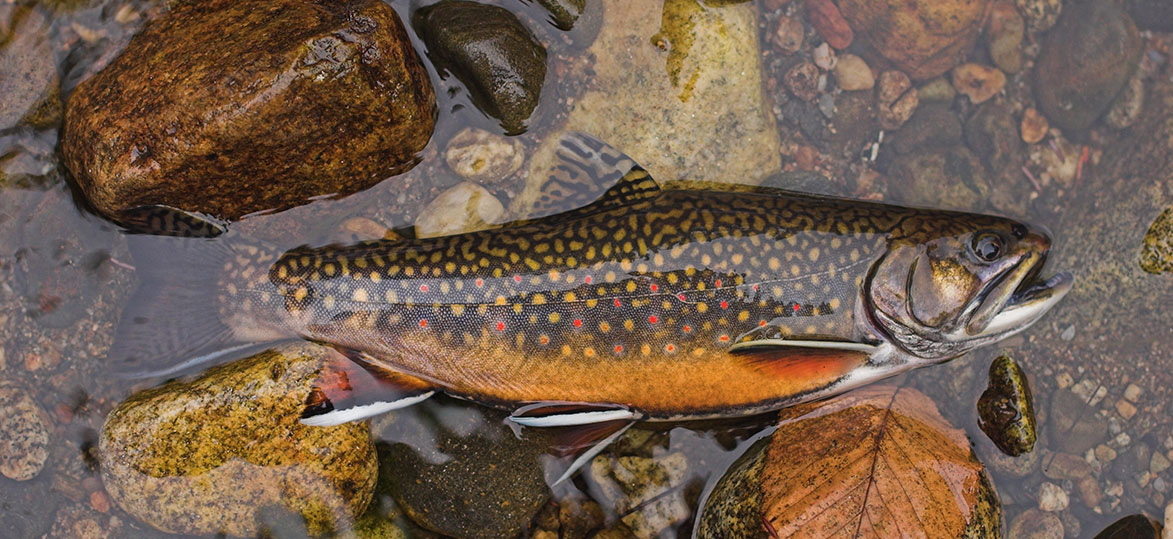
[971,233,1004,262]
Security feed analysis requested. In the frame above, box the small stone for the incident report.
[771,15,804,55]
[1009,508,1064,539]
[1044,452,1092,480]
[1016,0,1062,31]
[952,63,1006,104]
[1141,208,1173,275]
[1166,502,1173,537]
[977,355,1038,456]
[417,1,547,133]
[886,103,961,154]
[965,101,1025,173]
[1097,444,1118,462]
[1117,432,1132,446]
[1021,107,1049,145]
[1116,399,1137,419]
[1155,477,1169,494]
[559,497,605,539]
[812,42,837,71]
[1106,481,1124,498]
[987,2,1025,74]
[0,380,51,481]
[876,70,918,130]
[1077,476,1104,509]
[414,182,506,239]
[1106,72,1146,129]
[338,217,398,242]
[804,0,852,49]
[1093,514,1161,539]
[785,62,821,101]
[917,77,956,103]
[1124,384,1143,402]
[444,127,526,186]
[591,452,690,538]
[1050,389,1109,454]
[1139,471,1154,488]
[1153,452,1171,474]
[1056,372,1074,389]
[834,53,874,91]
[1038,482,1069,512]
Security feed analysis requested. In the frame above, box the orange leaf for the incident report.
[699,385,1001,538]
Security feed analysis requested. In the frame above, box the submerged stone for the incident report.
[63,0,436,221]
[889,146,990,211]
[0,5,60,131]
[416,1,547,134]
[977,355,1037,456]
[1092,514,1161,539]
[99,343,377,536]
[532,0,586,30]
[837,0,988,80]
[1033,1,1141,131]
[1141,207,1173,274]
[0,380,52,481]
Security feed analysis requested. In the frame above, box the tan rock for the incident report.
[771,15,804,54]
[444,127,526,186]
[415,182,506,238]
[1021,107,1049,144]
[877,70,918,130]
[952,63,1006,104]
[834,53,874,91]
[838,0,989,80]
[513,0,780,216]
[0,380,51,481]
[0,5,60,130]
[100,343,377,536]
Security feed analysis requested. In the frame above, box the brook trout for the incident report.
[112,134,1072,428]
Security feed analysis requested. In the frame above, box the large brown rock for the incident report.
[63,0,435,221]
[837,0,989,80]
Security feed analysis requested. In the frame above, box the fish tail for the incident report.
[107,207,261,378]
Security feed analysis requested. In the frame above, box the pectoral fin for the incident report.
[728,339,875,380]
[300,349,435,426]
[510,402,641,427]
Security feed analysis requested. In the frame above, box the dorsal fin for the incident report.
[524,133,661,221]
[117,205,229,238]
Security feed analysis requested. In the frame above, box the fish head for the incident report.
[866,213,1072,362]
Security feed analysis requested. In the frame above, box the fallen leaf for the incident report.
[698,385,1000,538]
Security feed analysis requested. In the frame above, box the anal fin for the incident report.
[300,348,434,426]
[510,401,641,427]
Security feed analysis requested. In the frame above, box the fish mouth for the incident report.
[967,251,1074,338]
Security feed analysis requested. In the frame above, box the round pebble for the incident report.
[415,182,506,238]
[876,70,918,129]
[1008,508,1063,539]
[834,53,874,91]
[1021,107,1049,144]
[771,15,804,55]
[785,61,820,101]
[952,63,1006,104]
[0,380,51,481]
[1038,482,1069,512]
[444,127,526,186]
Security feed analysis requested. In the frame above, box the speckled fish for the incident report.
[111,134,1073,430]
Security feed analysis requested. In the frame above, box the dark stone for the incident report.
[977,355,1038,456]
[964,102,1024,174]
[889,146,991,211]
[531,0,585,30]
[695,437,769,539]
[780,98,830,145]
[888,102,962,155]
[1034,1,1142,131]
[63,0,436,221]
[1092,514,1160,539]
[1048,389,1108,455]
[1126,0,1173,32]
[379,401,549,539]
[416,1,547,134]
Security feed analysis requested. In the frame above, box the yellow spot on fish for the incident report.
[352,289,369,302]
[624,319,635,331]
[533,293,547,305]
[451,304,465,316]
[385,290,398,302]
[808,248,820,262]
[830,297,841,310]
[696,302,709,313]
[564,292,577,302]
[737,310,750,322]
[323,295,336,309]
[625,281,637,293]
[548,312,561,324]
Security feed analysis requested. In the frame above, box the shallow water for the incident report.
[2,0,1172,537]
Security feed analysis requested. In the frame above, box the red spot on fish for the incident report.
[539,335,550,345]
[496,321,506,331]
[715,279,723,287]
[793,303,801,312]
[676,293,687,301]
[665,344,676,353]
[614,298,622,307]
[759,320,768,327]
[682,325,692,333]
[719,334,730,342]
[514,275,522,283]
[418,319,428,328]
[614,344,624,353]
[753,284,760,291]
[573,319,583,328]
[650,284,659,292]
[585,276,593,284]
[419,284,429,292]
[475,278,484,287]
[648,315,659,324]
[720,300,729,309]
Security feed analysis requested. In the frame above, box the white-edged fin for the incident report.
[300,391,434,427]
[510,402,641,427]
[552,421,636,486]
[728,339,880,354]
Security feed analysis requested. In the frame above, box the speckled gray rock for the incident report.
[99,342,377,536]
[416,1,547,134]
[0,380,51,481]
[0,5,60,131]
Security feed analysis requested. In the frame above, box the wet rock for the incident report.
[1048,389,1109,455]
[1037,482,1068,511]
[917,77,956,103]
[977,355,1037,456]
[590,451,691,538]
[887,103,962,155]
[0,5,61,130]
[890,146,989,210]
[965,102,1025,175]
[47,504,124,539]
[771,15,804,55]
[559,497,606,538]
[952,63,1006,105]
[417,1,547,134]
[414,182,505,239]
[1015,0,1062,31]
[804,0,851,49]
[1008,509,1063,539]
[812,42,836,71]
[1141,208,1173,274]
[1021,107,1049,144]
[0,380,51,481]
[987,3,1025,74]
[100,343,377,536]
[531,0,585,30]
[876,70,918,130]
[514,0,780,214]
[63,0,435,221]
[1034,1,1142,131]
[445,127,526,186]
[695,438,768,539]
[784,61,820,101]
[1105,72,1146,130]
[1094,514,1161,539]
[379,403,549,539]
[1077,475,1103,509]
[1044,452,1091,480]
[837,0,989,80]
[834,53,874,91]
[1127,0,1173,32]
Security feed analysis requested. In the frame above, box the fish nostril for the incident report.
[1011,224,1027,239]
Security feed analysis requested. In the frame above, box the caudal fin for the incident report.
[108,208,256,378]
